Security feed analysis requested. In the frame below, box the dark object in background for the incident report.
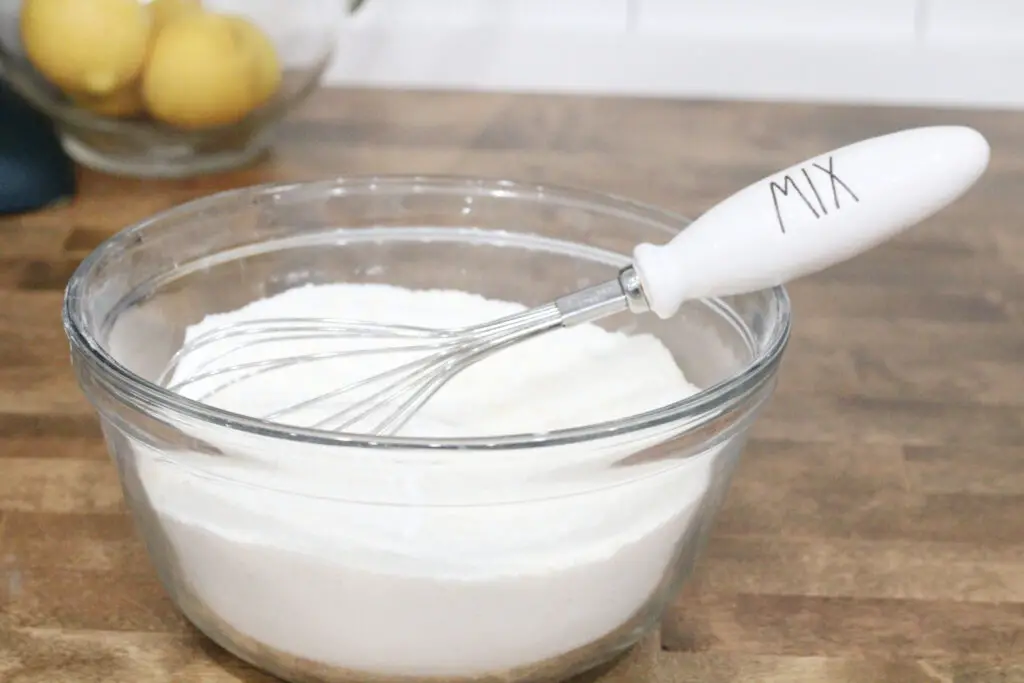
[0,80,76,215]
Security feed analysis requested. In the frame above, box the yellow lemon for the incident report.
[21,0,151,96]
[223,15,282,108]
[142,12,282,130]
[147,0,203,33]
[72,85,147,118]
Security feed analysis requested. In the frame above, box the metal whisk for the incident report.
[159,126,989,435]
[159,269,645,435]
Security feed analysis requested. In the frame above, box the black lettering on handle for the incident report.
[769,156,860,234]
[770,175,818,234]
[811,156,860,209]
[801,167,828,215]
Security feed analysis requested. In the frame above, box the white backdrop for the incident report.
[323,0,1021,110]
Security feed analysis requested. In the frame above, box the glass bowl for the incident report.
[63,176,791,683]
[0,0,341,178]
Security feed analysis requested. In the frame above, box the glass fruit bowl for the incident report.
[0,0,341,177]
[63,176,791,683]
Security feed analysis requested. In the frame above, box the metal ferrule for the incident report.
[554,265,650,327]
[617,265,650,314]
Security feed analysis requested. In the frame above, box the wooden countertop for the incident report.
[1,89,1023,682]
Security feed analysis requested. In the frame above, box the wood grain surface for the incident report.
[1,88,1024,682]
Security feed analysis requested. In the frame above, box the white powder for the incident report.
[169,283,700,437]
[130,283,732,678]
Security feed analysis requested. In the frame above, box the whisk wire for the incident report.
[162,303,574,435]
[357,307,566,435]
[160,318,455,383]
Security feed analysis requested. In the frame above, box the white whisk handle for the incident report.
[632,126,990,319]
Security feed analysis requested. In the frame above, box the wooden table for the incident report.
[1,89,1023,682]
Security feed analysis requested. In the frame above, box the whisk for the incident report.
[159,126,990,435]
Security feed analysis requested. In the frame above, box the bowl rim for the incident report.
[0,46,333,137]
[63,174,792,452]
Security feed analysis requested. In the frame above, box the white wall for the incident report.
[323,0,1021,110]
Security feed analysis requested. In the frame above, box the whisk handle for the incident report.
[632,126,990,319]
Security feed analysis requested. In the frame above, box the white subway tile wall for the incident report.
[326,0,1021,109]
[353,0,630,30]
[635,0,918,40]
[924,0,1024,42]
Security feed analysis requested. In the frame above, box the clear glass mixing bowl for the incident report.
[63,176,791,683]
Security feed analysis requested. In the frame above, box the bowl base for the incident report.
[177,586,653,683]
[61,130,273,179]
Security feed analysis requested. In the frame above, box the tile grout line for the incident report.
[914,0,931,43]
[625,0,639,33]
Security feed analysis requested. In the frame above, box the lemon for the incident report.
[21,0,151,96]
[142,12,283,130]
[223,15,282,108]
[147,0,203,33]
[72,85,146,118]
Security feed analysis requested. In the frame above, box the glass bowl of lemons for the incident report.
[0,0,342,178]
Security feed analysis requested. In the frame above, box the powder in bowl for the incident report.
[129,282,722,678]
[168,282,698,437]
